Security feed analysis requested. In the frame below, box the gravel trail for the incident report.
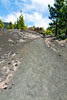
[0,38,67,100]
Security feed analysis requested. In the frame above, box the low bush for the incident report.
[8,29,11,32]
[45,29,53,35]
[24,25,28,30]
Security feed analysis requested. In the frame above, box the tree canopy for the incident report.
[48,0,67,37]
[7,11,26,30]
[7,21,14,29]
[16,13,25,30]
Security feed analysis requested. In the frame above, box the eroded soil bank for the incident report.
[45,37,67,61]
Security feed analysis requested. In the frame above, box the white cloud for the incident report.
[24,0,54,12]
[1,11,50,29]
[3,12,21,23]
[0,11,51,29]
[24,12,51,29]
[31,0,54,6]
[31,0,54,9]
[0,0,54,29]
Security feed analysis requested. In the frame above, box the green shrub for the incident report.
[0,19,5,29]
[57,34,66,40]
[45,29,53,35]
[7,25,10,29]
[31,26,35,31]
[65,38,67,40]
[8,29,11,32]
[24,25,28,30]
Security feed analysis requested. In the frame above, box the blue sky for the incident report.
[0,0,54,29]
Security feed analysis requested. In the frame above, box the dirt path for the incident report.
[0,30,40,90]
[0,37,67,100]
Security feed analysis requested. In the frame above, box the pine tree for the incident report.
[9,22,14,29]
[62,0,67,35]
[17,11,25,30]
[48,0,64,36]
[11,10,26,30]
[7,22,14,29]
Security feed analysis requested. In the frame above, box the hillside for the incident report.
[0,30,67,100]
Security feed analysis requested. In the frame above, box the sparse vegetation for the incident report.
[7,21,14,29]
[0,19,5,29]
[7,11,27,30]
[8,29,11,32]
[30,26,45,33]
[45,29,53,35]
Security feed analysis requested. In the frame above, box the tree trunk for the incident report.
[65,28,67,36]
[65,21,67,36]
[55,19,58,36]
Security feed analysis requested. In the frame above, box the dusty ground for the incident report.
[0,29,40,90]
[0,30,67,100]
